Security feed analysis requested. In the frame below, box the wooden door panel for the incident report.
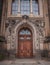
[18,41,32,58]
[18,28,33,58]
[18,41,24,57]
[24,41,32,57]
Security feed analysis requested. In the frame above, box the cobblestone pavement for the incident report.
[0,59,50,65]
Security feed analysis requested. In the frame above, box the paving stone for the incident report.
[0,59,50,65]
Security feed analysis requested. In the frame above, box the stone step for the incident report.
[11,63,37,65]
[10,60,37,65]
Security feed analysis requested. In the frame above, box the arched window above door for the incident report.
[19,28,32,40]
[19,29,31,35]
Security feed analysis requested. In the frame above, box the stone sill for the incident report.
[7,15,43,20]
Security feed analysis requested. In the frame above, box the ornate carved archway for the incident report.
[5,19,44,56]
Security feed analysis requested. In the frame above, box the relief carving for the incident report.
[6,19,45,51]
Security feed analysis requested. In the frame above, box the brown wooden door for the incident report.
[18,28,33,58]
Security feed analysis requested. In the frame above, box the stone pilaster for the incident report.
[43,0,50,36]
[1,0,6,36]
[7,0,12,16]
[30,0,33,16]
[39,0,43,16]
[47,0,50,35]
[18,0,20,16]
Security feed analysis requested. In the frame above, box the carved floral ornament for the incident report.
[31,20,45,28]
[5,19,45,51]
[6,19,45,37]
[9,19,44,28]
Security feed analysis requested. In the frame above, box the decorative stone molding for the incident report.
[5,18,45,53]
[22,15,29,20]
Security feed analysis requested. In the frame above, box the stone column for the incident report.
[43,0,50,51]
[30,0,32,13]
[47,0,50,35]
[30,0,33,16]
[43,0,50,36]
[18,0,21,16]
[7,0,12,16]
[1,0,6,36]
[39,0,43,16]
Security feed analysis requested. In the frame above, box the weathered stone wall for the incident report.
[0,0,3,35]
[1,0,7,36]
[48,0,50,34]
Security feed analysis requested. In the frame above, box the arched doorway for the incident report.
[18,27,33,58]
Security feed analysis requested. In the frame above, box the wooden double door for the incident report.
[18,28,33,58]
